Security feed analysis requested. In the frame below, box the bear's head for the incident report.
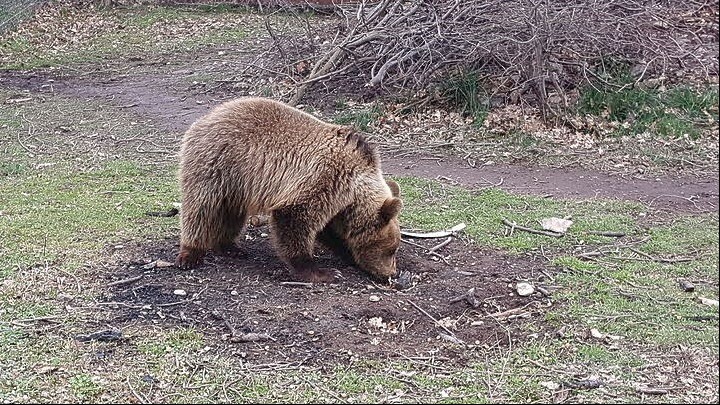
[349,180,403,280]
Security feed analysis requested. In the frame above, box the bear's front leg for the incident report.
[271,204,335,283]
[316,223,355,266]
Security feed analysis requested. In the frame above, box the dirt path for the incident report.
[2,70,718,213]
[382,155,719,214]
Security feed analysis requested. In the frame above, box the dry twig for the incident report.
[502,218,564,238]
[406,299,462,341]
[278,0,717,115]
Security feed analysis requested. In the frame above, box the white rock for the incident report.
[516,282,535,296]
[369,295,381,302]
[173,289,187,296]
[540,381,560,390]
[540,217,573,233]
[699,297,719,306]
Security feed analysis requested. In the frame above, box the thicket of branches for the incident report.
[287,0,718,116]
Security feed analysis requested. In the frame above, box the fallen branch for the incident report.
[279,0,717,116]
[127,375,149,404]
[502,218,564,238]
[230,332,275,343]
[156,287,207,308]
[629,247,694,264]
[577,251,603,261]
[212,309,236,337]
[400,223,466,239]
[279,281,314,287]
[428,237,453,253]
[635,386,670,395]
[487,301,540,320]
[586,230,626,238]
[406,299,462,342]
[400,238,449,263]
[145,208,179,217]
[8,315,62,327]
[449,287,480,308]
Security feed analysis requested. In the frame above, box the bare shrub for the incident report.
[286,0,719,117]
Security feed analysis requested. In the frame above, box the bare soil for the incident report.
[99,225,547,365]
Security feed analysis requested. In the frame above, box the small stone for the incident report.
[678,279,695,292]
[173,289,187,296]
[155,260,173,268]
[515,282,535,296]
[590,328,604,339]
[230,290,238,296]
[369,295,381,302]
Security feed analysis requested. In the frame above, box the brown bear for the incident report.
[175,97,402,283]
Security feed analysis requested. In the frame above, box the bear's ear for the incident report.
[386,179,401,198]
[379,197,403,224]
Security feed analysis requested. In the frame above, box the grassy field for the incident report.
[1,3,718,403]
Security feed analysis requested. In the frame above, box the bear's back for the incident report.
[179,97,384,211]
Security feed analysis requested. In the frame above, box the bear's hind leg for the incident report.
[216,207,248,258]
[270,204,334,283]
[176,198,233,268]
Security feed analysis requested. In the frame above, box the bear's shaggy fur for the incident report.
[175,97,402,282]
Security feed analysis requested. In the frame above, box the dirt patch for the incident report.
[97,224,549,365]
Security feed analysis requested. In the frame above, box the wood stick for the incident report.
[501,219,564,238]
[406,299,458,339]
[429,237,453,253]
[629,248,694,263]
[279,281,314,287]
[401,238,449,262]
[586,230,626,237]
[635,387,669,395]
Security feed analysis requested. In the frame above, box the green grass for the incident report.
[0,160,179,279]
[0,5,259,69]
[439,70,489,127]
[0,91,717,402]
[551,214,718,346]
[395,176,645,252]
[578,64,719,139]
[333,102,384,132]
[396,175,718,357]
[70,374,103,401]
